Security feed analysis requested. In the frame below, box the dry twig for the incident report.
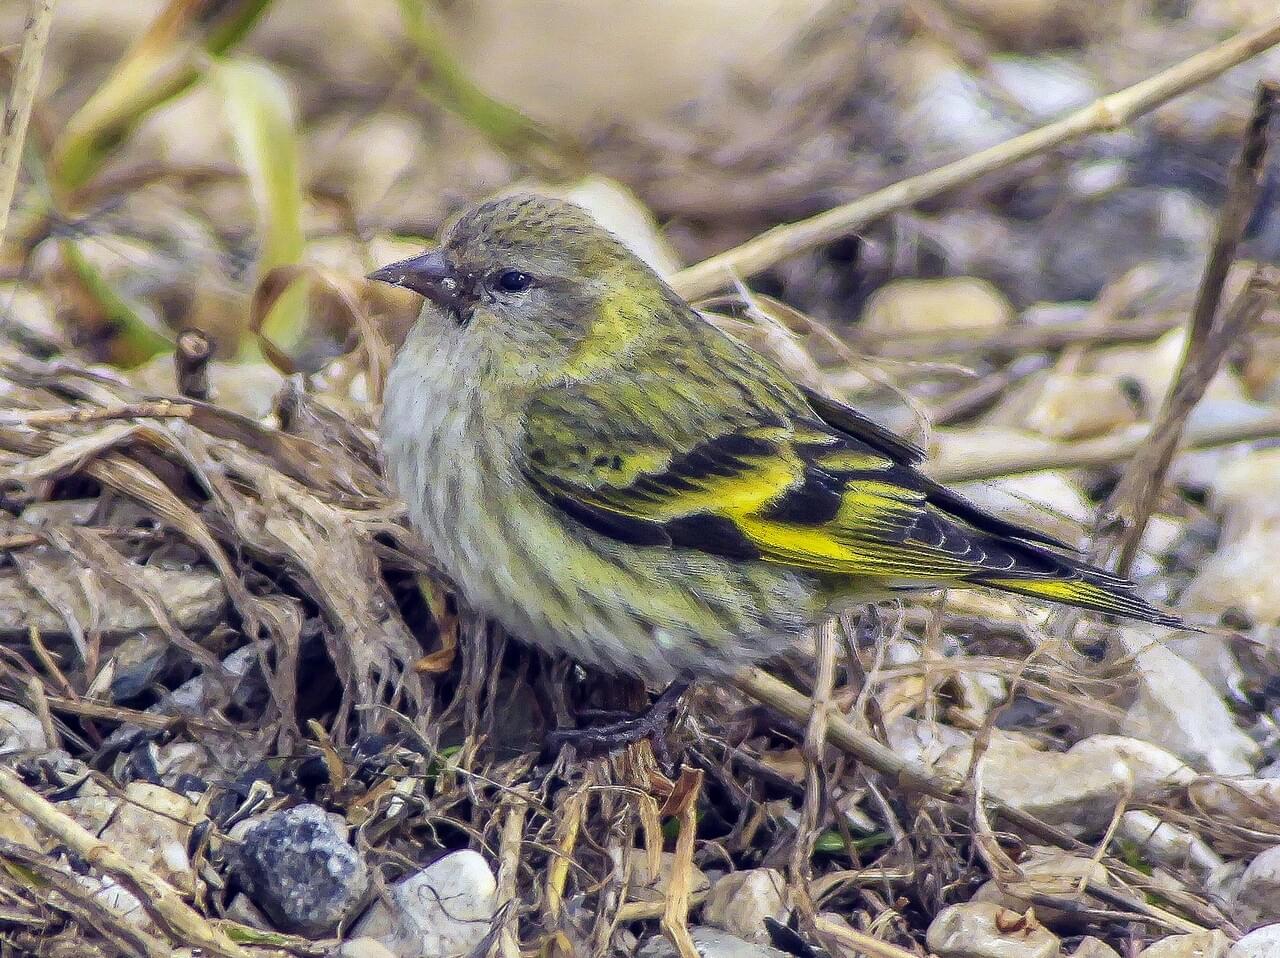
[672,15,1280,299]
[1092,83,1279,575]
[175,328,213,401]
[0,767,250,957]
[928,407,1280,484]
[0,0,57,247]
[734,667,1212,934]
[659,766,704,958]
[491,789,531,958]
[789,618,838,929]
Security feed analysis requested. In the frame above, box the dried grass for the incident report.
[2,5,1280,956]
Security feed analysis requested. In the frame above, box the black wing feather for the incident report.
[799,385,926,465]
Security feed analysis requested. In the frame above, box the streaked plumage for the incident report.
[376,195,1179,684]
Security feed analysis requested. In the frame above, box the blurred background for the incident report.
[3,0,1278,388]
[7,4,1280,954]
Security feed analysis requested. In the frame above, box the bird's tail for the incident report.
[976,570,1185,628]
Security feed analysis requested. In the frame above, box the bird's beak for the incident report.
[367,249,459,309]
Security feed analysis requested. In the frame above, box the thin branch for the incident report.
[0,0,56,248]
[672,15,1280,299]
[733,667,1211,934]
[491,789,530,958]
[733,667,960,801]
[927,404,1280,484]
[175,328,213,401]
[1109,271,1275,571]
[1094,83,1278,575]
[813,915,921,958]
[789,618,838,931]
[659,767,703,958]
[0,401,194,426]
[0,766,251,957]
[851,315,1182,360]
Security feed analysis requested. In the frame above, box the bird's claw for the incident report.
[542,681,688,766]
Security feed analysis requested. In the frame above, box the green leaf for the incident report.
[1117,838,1155,876]
[210,57,309,355]
[52,0,274,191]
[395,0,578,176]
[814,829,891,855]
[60,239,171,367]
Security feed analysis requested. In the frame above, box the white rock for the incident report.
[339,939,399,958]
[128,355,285,420]
[988,55,1100,121]
[1235,846,1280,930]
[926,902,1061,957]
[1071,937,1121,958]
[99,783,199,893]
[75,874,152,931]
[60,792,121,835]
[1118,811,1222,877]
[885,716,977,771]
[0,808,41,851]
[948,670,1009,728]
[899,47,1021,158]
[553,176,682,277]
[622,850,711,903]
[1231,924,1280,958]
[1118,628,1259,775]
[1182,524,1280,624]
[980,734,1193,834]
[929,426,1058,492]
[637,926,792,958]
[890,723,1195,837]
[941,0,1103,47]
[225,893,271,930]
[0,702,48,755]
[1135,931,1229,958]
[1182,451,1280,624]
[1211,449,1280,513]
[1207,862,1246,916]
[861,277,1014,335]
[443,0,828,129]
[972,846,1109,924]
[0,283,62,349]
[1162,631,1249,703]
[1191,779,1280,820]
[702,868,788,943]
[353,850,497,958]
[1091,329,1247,414]
[1066,737,1198,790]
[1021,372,1139,441]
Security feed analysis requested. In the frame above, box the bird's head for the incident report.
[370,194,672,374]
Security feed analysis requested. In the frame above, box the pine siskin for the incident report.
[372,194,1180,687]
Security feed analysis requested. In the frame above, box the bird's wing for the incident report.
[519,318,1179,625]
[520,328,1073,583]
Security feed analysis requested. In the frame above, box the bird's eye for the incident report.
[496,270,533,293]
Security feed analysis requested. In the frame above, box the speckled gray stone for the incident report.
[230,804,368,936]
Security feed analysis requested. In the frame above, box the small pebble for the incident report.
[1234,845,1280,930]
[0,702,48,756]
[352,849,497,958]
[636,926,792,958]
[702,868,788,943]
[1134,930,1229,958]
[926,901,1061,958]
[230,804,368,937]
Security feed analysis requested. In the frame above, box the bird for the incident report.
[371,194,1180,745]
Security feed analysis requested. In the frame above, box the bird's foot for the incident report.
[544,681,689,764]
